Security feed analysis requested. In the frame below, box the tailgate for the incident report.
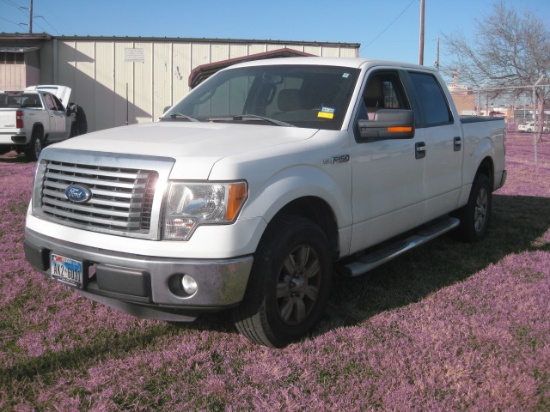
[0,110,17,130]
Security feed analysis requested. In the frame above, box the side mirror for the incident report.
[67,102,76,115]
[358,109,415,140]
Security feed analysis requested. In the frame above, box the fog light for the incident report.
[181,274,198,295]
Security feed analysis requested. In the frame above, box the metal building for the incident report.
[0,34,360,132]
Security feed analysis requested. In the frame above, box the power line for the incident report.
[362,0,417,51]
[31,0,61,35]
[0,0,60,34]
[32,15,59,35]
[1,0,25,10]
[1,0,31,31]
[0,16,23,27]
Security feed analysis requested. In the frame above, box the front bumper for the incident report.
[24,228,253,321]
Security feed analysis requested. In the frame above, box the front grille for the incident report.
[39,160,158,236]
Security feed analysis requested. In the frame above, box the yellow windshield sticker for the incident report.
[318,106,335,119]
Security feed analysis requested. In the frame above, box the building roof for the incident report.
[188,48,315,88]
[50,35,360,48]
[1,33,359,48]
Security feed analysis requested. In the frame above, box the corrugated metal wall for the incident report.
[0,62,26,90]
[0,50,40,90]
[40,38,359,132]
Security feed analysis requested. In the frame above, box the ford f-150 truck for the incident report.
[0,85,82,160]
[24,58,506,347]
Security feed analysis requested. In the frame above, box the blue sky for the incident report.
[1,0,549,66]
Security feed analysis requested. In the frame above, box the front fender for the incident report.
[207,128,354,255]
[242,164,352,229]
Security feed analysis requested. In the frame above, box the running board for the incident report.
[338,217,460,277]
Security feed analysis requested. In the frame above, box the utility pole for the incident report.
[29,0,34,33]
[533,75,545,165]
[419,0,425,65]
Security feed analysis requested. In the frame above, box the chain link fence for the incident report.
[451,83,549,164]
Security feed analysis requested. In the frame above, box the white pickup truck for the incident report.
[0,85,81,160]
[24,58,506,347]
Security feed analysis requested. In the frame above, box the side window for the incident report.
[22,94,42,108]
[409,72,453,126]
[51,95,65,111]
[361,71,409,120]
[43,94,56,111]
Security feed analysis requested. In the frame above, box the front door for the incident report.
[350,70,426,253]
[44,93,68,140]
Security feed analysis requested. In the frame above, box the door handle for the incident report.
[415,142,426,159]
[453,136,462,151]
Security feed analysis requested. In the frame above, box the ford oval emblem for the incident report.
[65,184,92,203]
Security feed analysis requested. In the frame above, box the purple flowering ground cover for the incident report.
[0,133,548,411]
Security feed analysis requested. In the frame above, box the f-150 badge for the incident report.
[323,154,350,164]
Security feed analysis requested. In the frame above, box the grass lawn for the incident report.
[0,133,548,411]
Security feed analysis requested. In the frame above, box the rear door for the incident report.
[404,71,463,217]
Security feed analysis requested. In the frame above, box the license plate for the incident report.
[50,253,83,288]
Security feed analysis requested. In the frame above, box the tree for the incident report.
[444,2,550,140]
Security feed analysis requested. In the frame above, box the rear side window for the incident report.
[409,72,453,127]
[0,93,41,108]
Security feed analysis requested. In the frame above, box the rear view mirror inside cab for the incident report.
[358,109,415,140]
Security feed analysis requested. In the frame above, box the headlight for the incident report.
[164,181,247,240]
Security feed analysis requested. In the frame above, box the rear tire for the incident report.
[454,174,492,242]
[25,128,43,161]
[233,216,332,347]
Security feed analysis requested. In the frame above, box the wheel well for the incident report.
[271,197,339,259]
[476,157,494,190]
[32,123,44,138]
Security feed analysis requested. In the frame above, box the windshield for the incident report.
[163,64,360,130]
[0,93,43,109]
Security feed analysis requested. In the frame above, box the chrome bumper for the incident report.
[24,228,253,321]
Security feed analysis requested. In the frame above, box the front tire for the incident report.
[233,216,332,347]
[70,122,79,137]
[454,174,492,242]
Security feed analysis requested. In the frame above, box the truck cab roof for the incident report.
[228,56,437,74]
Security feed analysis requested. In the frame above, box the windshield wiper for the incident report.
[208,115,294,127]
[161,112,200,122]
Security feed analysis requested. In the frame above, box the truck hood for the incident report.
[46,121,319,179]
[26,85,72,109]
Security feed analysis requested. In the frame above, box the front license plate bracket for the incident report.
[50,253,87,289]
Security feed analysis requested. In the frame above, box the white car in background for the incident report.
[518,121,550,133]
[518,122,535,132]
